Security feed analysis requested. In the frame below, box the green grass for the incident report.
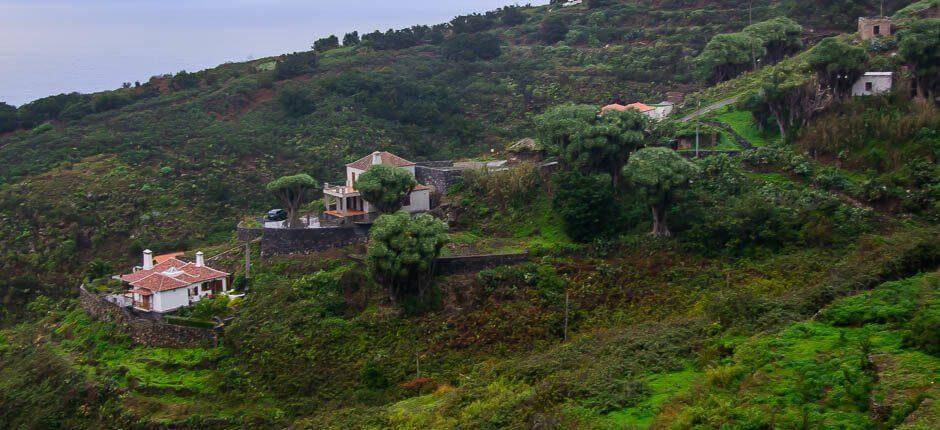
[604,368,702,428]
[712,108,781,147]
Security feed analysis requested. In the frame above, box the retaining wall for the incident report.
[435,252,529,275]
[79,287,218,348]
[260,225,369,256]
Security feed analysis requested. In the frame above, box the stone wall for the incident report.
[416,164,466,196]
[435,252,529,275]
[858,17,892,40]
[260,225,369,256]
[79,286,218,348]
[236,225,264,242]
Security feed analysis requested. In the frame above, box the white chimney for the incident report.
[195,251,205,267]
[143,249,153,270]
[372,152,382,165]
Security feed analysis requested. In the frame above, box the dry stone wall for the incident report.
[79,286,218,348]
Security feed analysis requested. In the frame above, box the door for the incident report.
[141,295,151,311]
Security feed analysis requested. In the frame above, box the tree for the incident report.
[739,70,823,140]
[171,70,200,90]
[275,51,318,80]
[313,35,339,52]
[0,102,17,133]
[552,171,619,242]
[898,19,940,100]
[450,13,495,34]
[535,104,648,189]
[806,37,867,98]
[441,33,502,61]
[500,6,526,26]
[367,212,448,302]
[743,17,804,64]
[539,15,569,44]
[695,32,765,83]
[266,174,318,228]
[278,86,316,117]
[624,147,698,237]
[343,31,360,46]
[356,164,417,214]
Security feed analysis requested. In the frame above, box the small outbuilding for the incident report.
[852,72,893,96]
[858,17,893,40]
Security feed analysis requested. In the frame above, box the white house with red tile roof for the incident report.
[322,151,431,219]
[120,250,230,313]
[601,101,674,121]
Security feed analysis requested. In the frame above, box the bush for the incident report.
[441,33,502,61]
[539,15,569,44]
[551,171,624,243]
[275,51,318,80]
[164,315,216,329]
[278,86,316,117]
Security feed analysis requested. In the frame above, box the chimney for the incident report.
[195,251,205,267]
[143,249,153,270]
[372,152,382,165]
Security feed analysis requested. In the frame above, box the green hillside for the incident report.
[1,0,939,428]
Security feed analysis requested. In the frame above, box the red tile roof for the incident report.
[154,252,185,264]
[601,103,655,115]
[121,258,229,293]
[346,151,415,171]
[625,102,655,112]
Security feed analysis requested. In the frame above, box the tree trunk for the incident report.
[770,105,786,140]
[650,204,671,237]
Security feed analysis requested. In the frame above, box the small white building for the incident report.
[852,72,893,96]
[323,151,431,219]
[120,250,230,313]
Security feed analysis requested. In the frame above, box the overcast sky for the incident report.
[0,0,546,106]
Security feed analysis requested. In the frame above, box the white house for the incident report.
[120,250,230,313]
[322,151,431,219]
[852,72,893,96]
[601,102,674,121]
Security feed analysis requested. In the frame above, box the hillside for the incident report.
[0,0,902,312]
[1,0,939,428]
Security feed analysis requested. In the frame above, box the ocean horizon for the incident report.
[0,0,543,107]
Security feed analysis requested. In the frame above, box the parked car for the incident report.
[266,209,287,221]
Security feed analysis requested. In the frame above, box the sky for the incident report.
[0,0,546,106]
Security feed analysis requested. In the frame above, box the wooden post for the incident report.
[563,290,569,342]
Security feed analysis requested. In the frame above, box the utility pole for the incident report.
[563,290,569,342]
[695,101,701,158]
[244,242,251,291]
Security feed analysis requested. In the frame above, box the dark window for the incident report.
[403,192,412,207]
[873,25,880,35]
[865,82,874,92]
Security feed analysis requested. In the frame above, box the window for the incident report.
[873,25,880,35]
[865,82,874,92]
[402,192,412,207]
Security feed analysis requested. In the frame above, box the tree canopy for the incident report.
[898,18,940,99]
[0,102,16,133]
[805,37,868,98]
[695,32,765,83]
[743,17,804,64]
[356,164,417,214]
[266,174,318,228]
[367,212,448,303]
[552,171,619,242]
[624,147,698,237]
[342,31,360,46]
[313,35,340,52]
[535,104,648,189]
[275,52,319,80]
[539,15,569,44]
[441,33,502,61]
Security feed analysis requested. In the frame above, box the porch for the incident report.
[323,184,369,218]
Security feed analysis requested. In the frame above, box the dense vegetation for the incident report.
[1,0,938,428]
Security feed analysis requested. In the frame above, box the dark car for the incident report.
[266,209,287,221]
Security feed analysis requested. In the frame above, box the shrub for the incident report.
[275,51,318,80]
[551,171,618,243]
[278,86,316,117]
[367,212,448,303]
